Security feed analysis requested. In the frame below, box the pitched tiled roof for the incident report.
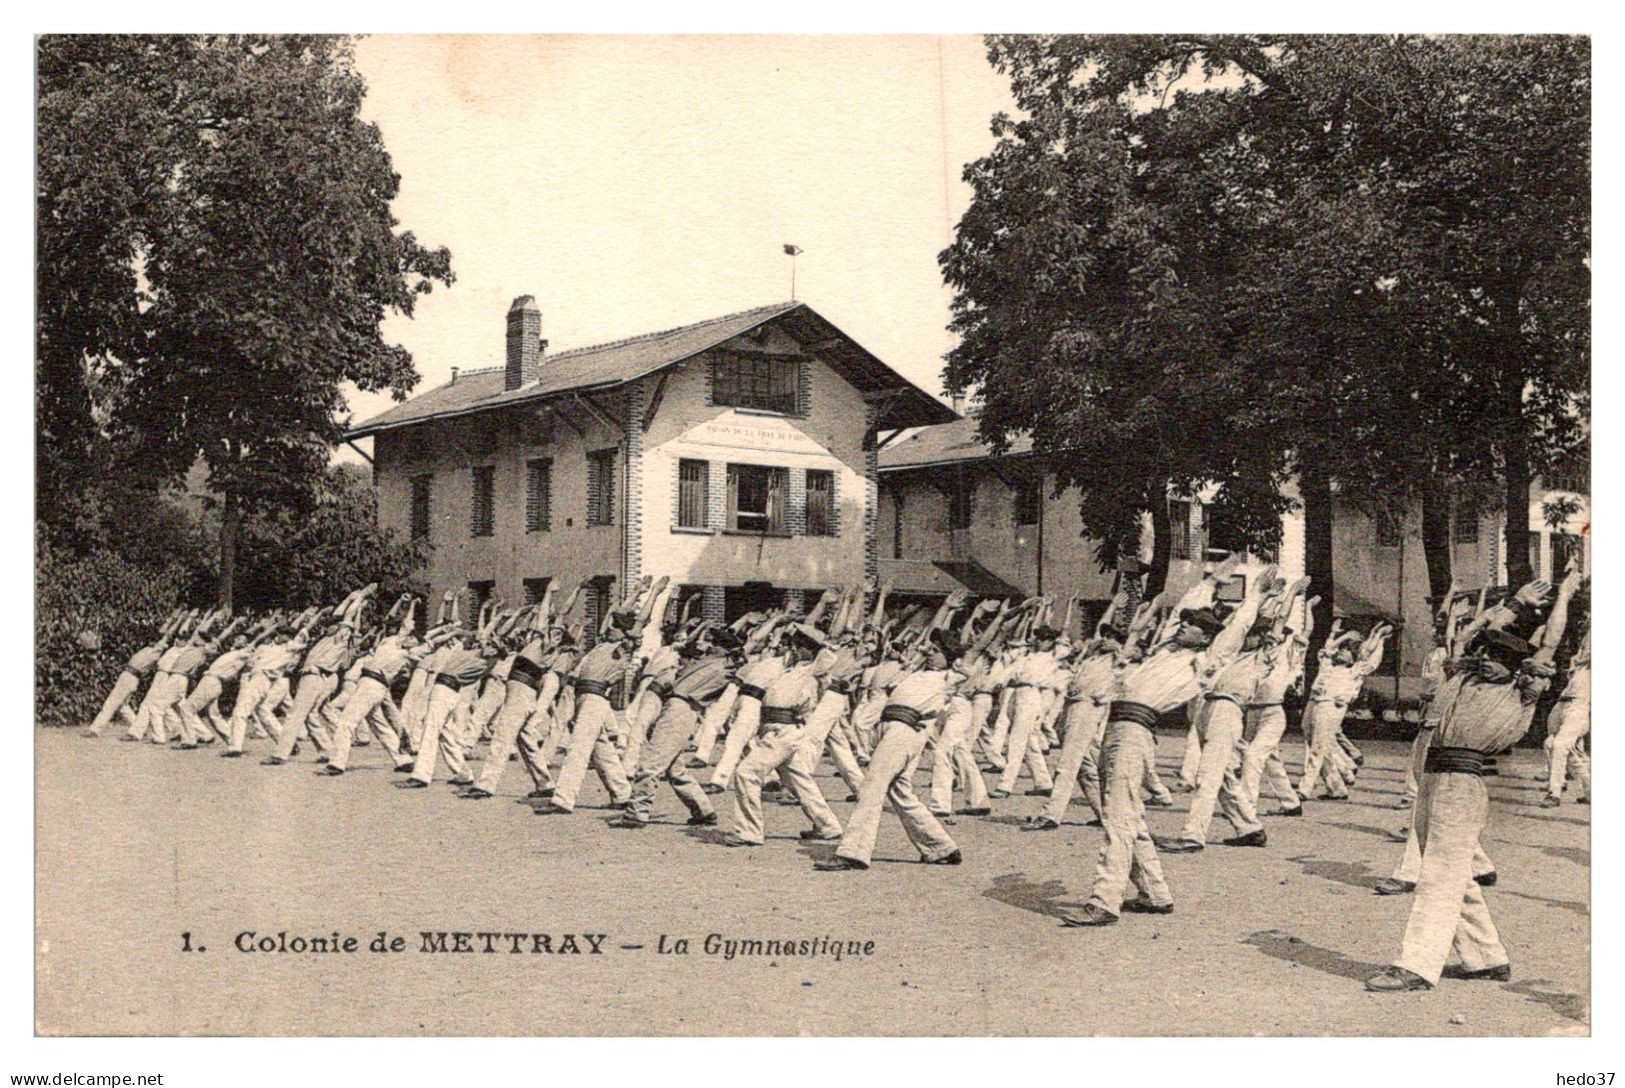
[878,416,1033,471]
[346,301,956,438]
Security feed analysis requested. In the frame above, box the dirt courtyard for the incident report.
[35,728,1589,1036]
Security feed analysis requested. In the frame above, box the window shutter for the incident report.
[726,464,740,529]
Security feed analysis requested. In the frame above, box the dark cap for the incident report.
[1179,607,1226,638]
[1032,625,1061,643]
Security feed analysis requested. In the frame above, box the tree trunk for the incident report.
[1502,410,1534,590]
[1496,279,1534,590]
[1300,457,1336,694]
[1420,478,1454,602]
[1146,484,1172,599]
[218,484,237,611]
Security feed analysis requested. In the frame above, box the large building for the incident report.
[876,417,1589,706]
[345,298,953,629]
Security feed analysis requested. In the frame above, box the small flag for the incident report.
[783,244,802,256]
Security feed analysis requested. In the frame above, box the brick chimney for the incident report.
[505,295,543,391]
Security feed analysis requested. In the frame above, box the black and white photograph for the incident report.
[29,24,1594,1054]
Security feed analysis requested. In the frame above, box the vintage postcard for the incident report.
[34,32,1589,1041]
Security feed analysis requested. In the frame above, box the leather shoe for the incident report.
[1474,872,1497,887]
[1373,878,1416,896]
[925,849,963,865]
[532,802,569,815]
[988,788,1012,799]
[1221,829,1267,848]
[1058,904,1117,927]
[815,856,868,871]
[395,779,428,789]
[260,756,285,766]
[393,763,415,773]
[958,806,992,816]
[1144,796,1174,808]
[1365,967,1432,992]
[703,782,726,795]
[687,813,718,827]
[1273,805,1303,817]
[719,834,759,848]
[1442,963,1511,982]
[317,765,345,776]
[609,815,646,829]
[460,787,493,799]
[1025,787,1053,797]
[1022,816,1060,832]
[1155,837,1204,854]
[1121,897,1174,915]
[799,829,842,841]
[1539,794,1561,808]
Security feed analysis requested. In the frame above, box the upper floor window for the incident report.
[713,353,799,415]
[806,469,836,537]
[587,449,616,527]
[469,466,495,538]
[948,476,974,531]
[409,474,432,541]
[526,458,552,532]
[1168,499,1198,560]
[1013,477,1040,526]
[1453,504,1479,544]
[677,459,710,529]
[1374,510,1403,548]
[728,463,787,533]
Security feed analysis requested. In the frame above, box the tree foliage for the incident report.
[942,34,1588,607]
[37,35,453,598]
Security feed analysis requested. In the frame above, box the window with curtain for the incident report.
[805,469,835,536]
[526,458,552,532]
[469,466,495,538]
[728,463,787,532]
[677,459,709,529]
[1552,531,1584,573]
[712,353,800,414]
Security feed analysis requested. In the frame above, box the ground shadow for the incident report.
[1325,821,1399,840]
[981,872,1086,920]
[1241,929,1385,981]
[1505,980,1589,1025]
[1500,889,1590,917]
[1284,853,1383,891]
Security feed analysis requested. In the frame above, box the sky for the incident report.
[342,34,1017,443]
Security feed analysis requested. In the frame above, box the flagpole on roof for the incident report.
[783,244,802,300]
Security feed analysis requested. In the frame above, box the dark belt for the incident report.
[671,692,707,714]
[648,681,673,701]
[1204,692,1243,708]
[434,673,463,692]
[1245,702,1283,711]
[361,668,389,688]
[737,682,766,701]
[760,706,804,727]
[1424,746,1497,777]
[1107,701,1160,730]
[827,678,855,696]
[509,655,546,690]
[574,678,612,699]
[881,705,926,730]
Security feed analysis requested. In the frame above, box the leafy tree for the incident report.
[943,34,1588,634]
[36,36,453,604]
